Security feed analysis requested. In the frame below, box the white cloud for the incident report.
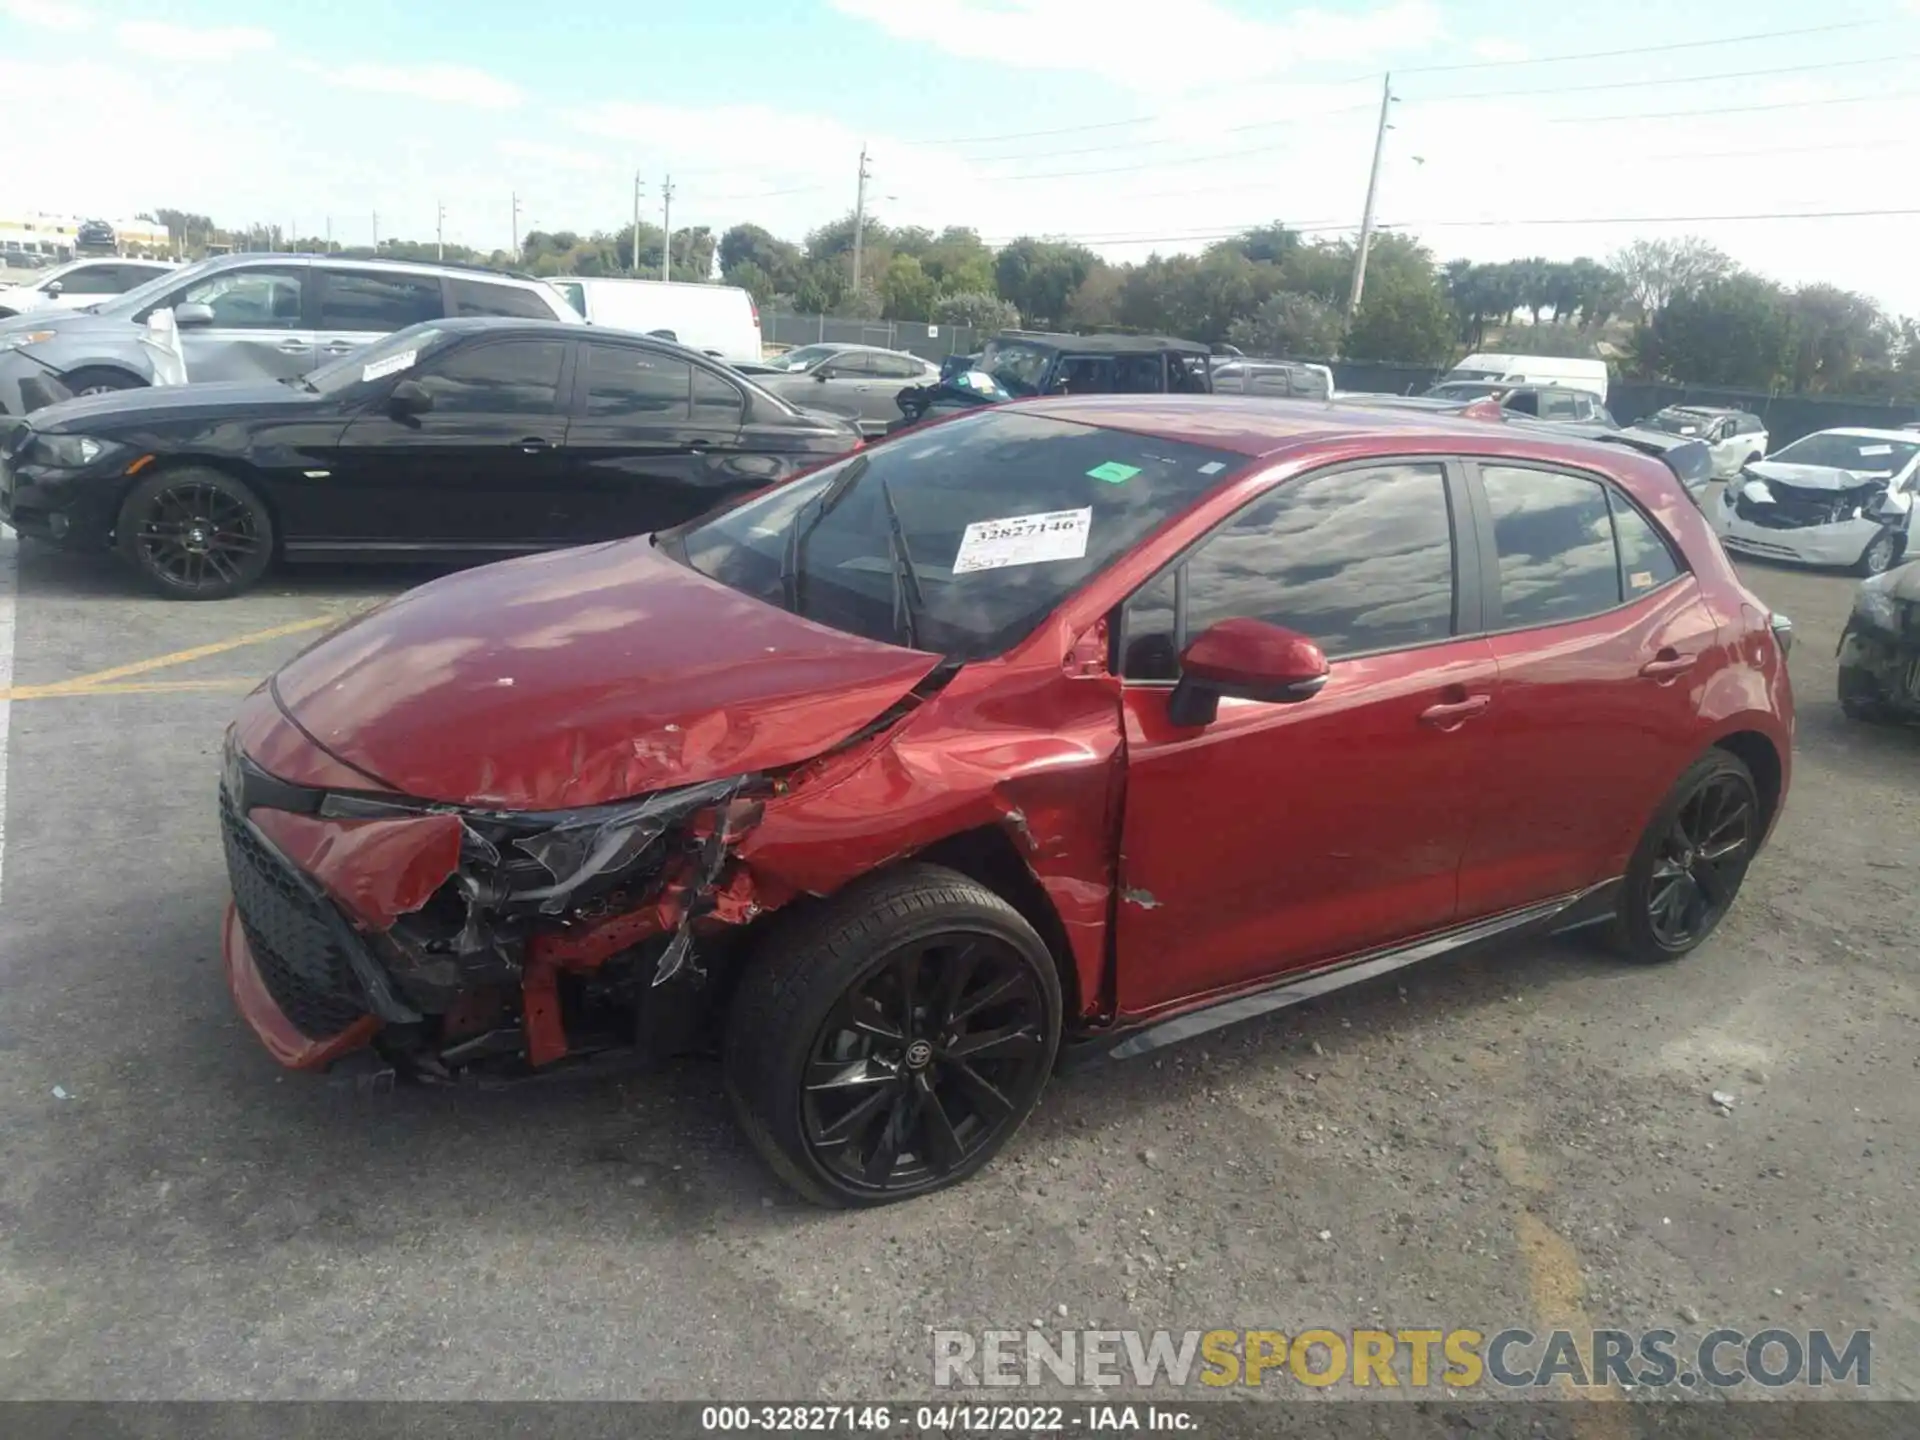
[498,139,607,173]
[113,20,274,62]
[311,61,523,109]
[1469,37,1529,62]
[1,0,90,29]
[829,0,1442,89]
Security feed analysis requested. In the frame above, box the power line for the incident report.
[1407,48,1920,103]
[1564,85,1920,123]
[896,18,1888,148]
[1396,17,1884,74]
[978,205,1920,248]
[961,104,1374,167]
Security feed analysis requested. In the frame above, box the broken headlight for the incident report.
[1851,570,1900,634]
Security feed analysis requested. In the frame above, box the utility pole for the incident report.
[660,174,675,282]
[325,216,332,253]
[511,191,521,262]
[372,210,379,254]
[851,144,871,296]
[1346,72,1395,319]
[631,171,645,276]
[435,201,445,261]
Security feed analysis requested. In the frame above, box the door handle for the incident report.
[277,339,309,354]
[686,439,711,452]
[1418,694,1490,729]
[1639,650,1698,681]
[320,342,356,354]
[517,436,551,453]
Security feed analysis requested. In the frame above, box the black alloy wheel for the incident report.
[725,864,1063,1207]
[116,467,275,599]
[801,933,1050,1195]
[1612,750,1761,962]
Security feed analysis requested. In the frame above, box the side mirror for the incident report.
[813,367,834,381]
[1167,618,1329,727]
[42,280,63,296]
[388,377,433,416]
[173,302,215,328]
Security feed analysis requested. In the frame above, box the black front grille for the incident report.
[220,788,367,1038]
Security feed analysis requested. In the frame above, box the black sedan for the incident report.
[0,319,863,598]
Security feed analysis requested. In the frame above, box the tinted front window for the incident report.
[823,352,873,377]
[449,278,556,320]
[57,265,130,296]
[584,344,690,418]
[869,352,925,380]
[416,340,564,415]
[1168,462,1456,664]
[676,408,1242,661]
[319,270,443,331]
[1481,465,1620,628]
[771,344,839,372]
[179,266,305,329]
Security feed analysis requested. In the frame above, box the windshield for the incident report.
[673,408,1244,661]
[976,339,1055,396]
[1641,409,1713,436]
[550,280,586,316]
[1768,433,1918,476]
[301,323,450,395]
[769,344,843,373]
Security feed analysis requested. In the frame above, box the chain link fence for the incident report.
[761,313,982,363]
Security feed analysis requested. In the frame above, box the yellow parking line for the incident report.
[0,613,339,702]
[6,678,259,700]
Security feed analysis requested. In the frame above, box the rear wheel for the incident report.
[725,864,1062,1207]
[1609,751,1761,964]
[115,467,274,599]
[61,367,145,398]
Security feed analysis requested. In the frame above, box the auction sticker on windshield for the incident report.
[952,507,1092,574]
[362,350,418,382]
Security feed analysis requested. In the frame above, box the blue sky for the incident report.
[5,0,1919,310]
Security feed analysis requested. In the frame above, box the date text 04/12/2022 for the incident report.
[697,1404,1199,1432]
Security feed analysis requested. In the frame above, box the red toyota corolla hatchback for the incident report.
[219,397,1793,1205]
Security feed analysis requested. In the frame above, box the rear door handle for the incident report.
[686,438,711,453]
[1419,694,1490,729]
[320,342,357,355]
[277,339,310,354]
[1639,651,1698,681]
[518,436,551,453]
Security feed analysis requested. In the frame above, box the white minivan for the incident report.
[548,277,762,364]
[1440,352,1609,402]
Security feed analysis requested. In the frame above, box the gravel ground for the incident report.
[0,522,1913,1406]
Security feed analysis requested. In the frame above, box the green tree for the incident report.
[1208,221,1299,267]
[1227,291,1344,357]
[719,223,803,291]
[1609,236,1733,316]
[1785,284,1891,392]
[1344,271,1456,364]
[1632,273,1794,387]
[994,238,1100,327]
[727,260,776,310]
[1064,266,1126,330]
[880,254,937,320]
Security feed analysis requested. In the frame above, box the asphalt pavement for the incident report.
[0,518,1914,1404]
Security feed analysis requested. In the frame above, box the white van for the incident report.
[1441,352,1609,402]
[547,277,762,363]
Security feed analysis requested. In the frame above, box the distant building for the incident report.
[0,211,79,262]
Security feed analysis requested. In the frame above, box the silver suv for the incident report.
[0,253,579,410]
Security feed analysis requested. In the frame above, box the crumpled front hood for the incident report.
[269,538,941,810]
[1745,460,1888,492]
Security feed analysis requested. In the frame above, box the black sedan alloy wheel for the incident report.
[116,468,275,599]
[1644,771,1756,949]
[801,934,1050,1194]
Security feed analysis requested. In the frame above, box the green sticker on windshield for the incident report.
[1087,461,1142,484]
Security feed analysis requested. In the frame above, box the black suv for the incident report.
[891,331,1213,432]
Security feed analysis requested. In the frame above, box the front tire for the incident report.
[61,367,145,398]
[115,467,274,599]
[724,864,1062,1207]
[1609,750,1761,964]
[1857,530,1900,577]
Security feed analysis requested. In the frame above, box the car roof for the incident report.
[187,250,547,285]
[991,329,1212,356]
[1667,404,1747,418]
[1017,393,1621,458]
[1806,427,1920,443]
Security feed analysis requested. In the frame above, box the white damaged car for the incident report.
[1712,428,1918,576]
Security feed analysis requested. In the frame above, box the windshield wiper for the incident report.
[780,452,869,616]
[876,476,926,651]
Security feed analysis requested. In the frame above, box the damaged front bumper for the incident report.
[1838,613,1920,719]
[218,728,776,1080]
